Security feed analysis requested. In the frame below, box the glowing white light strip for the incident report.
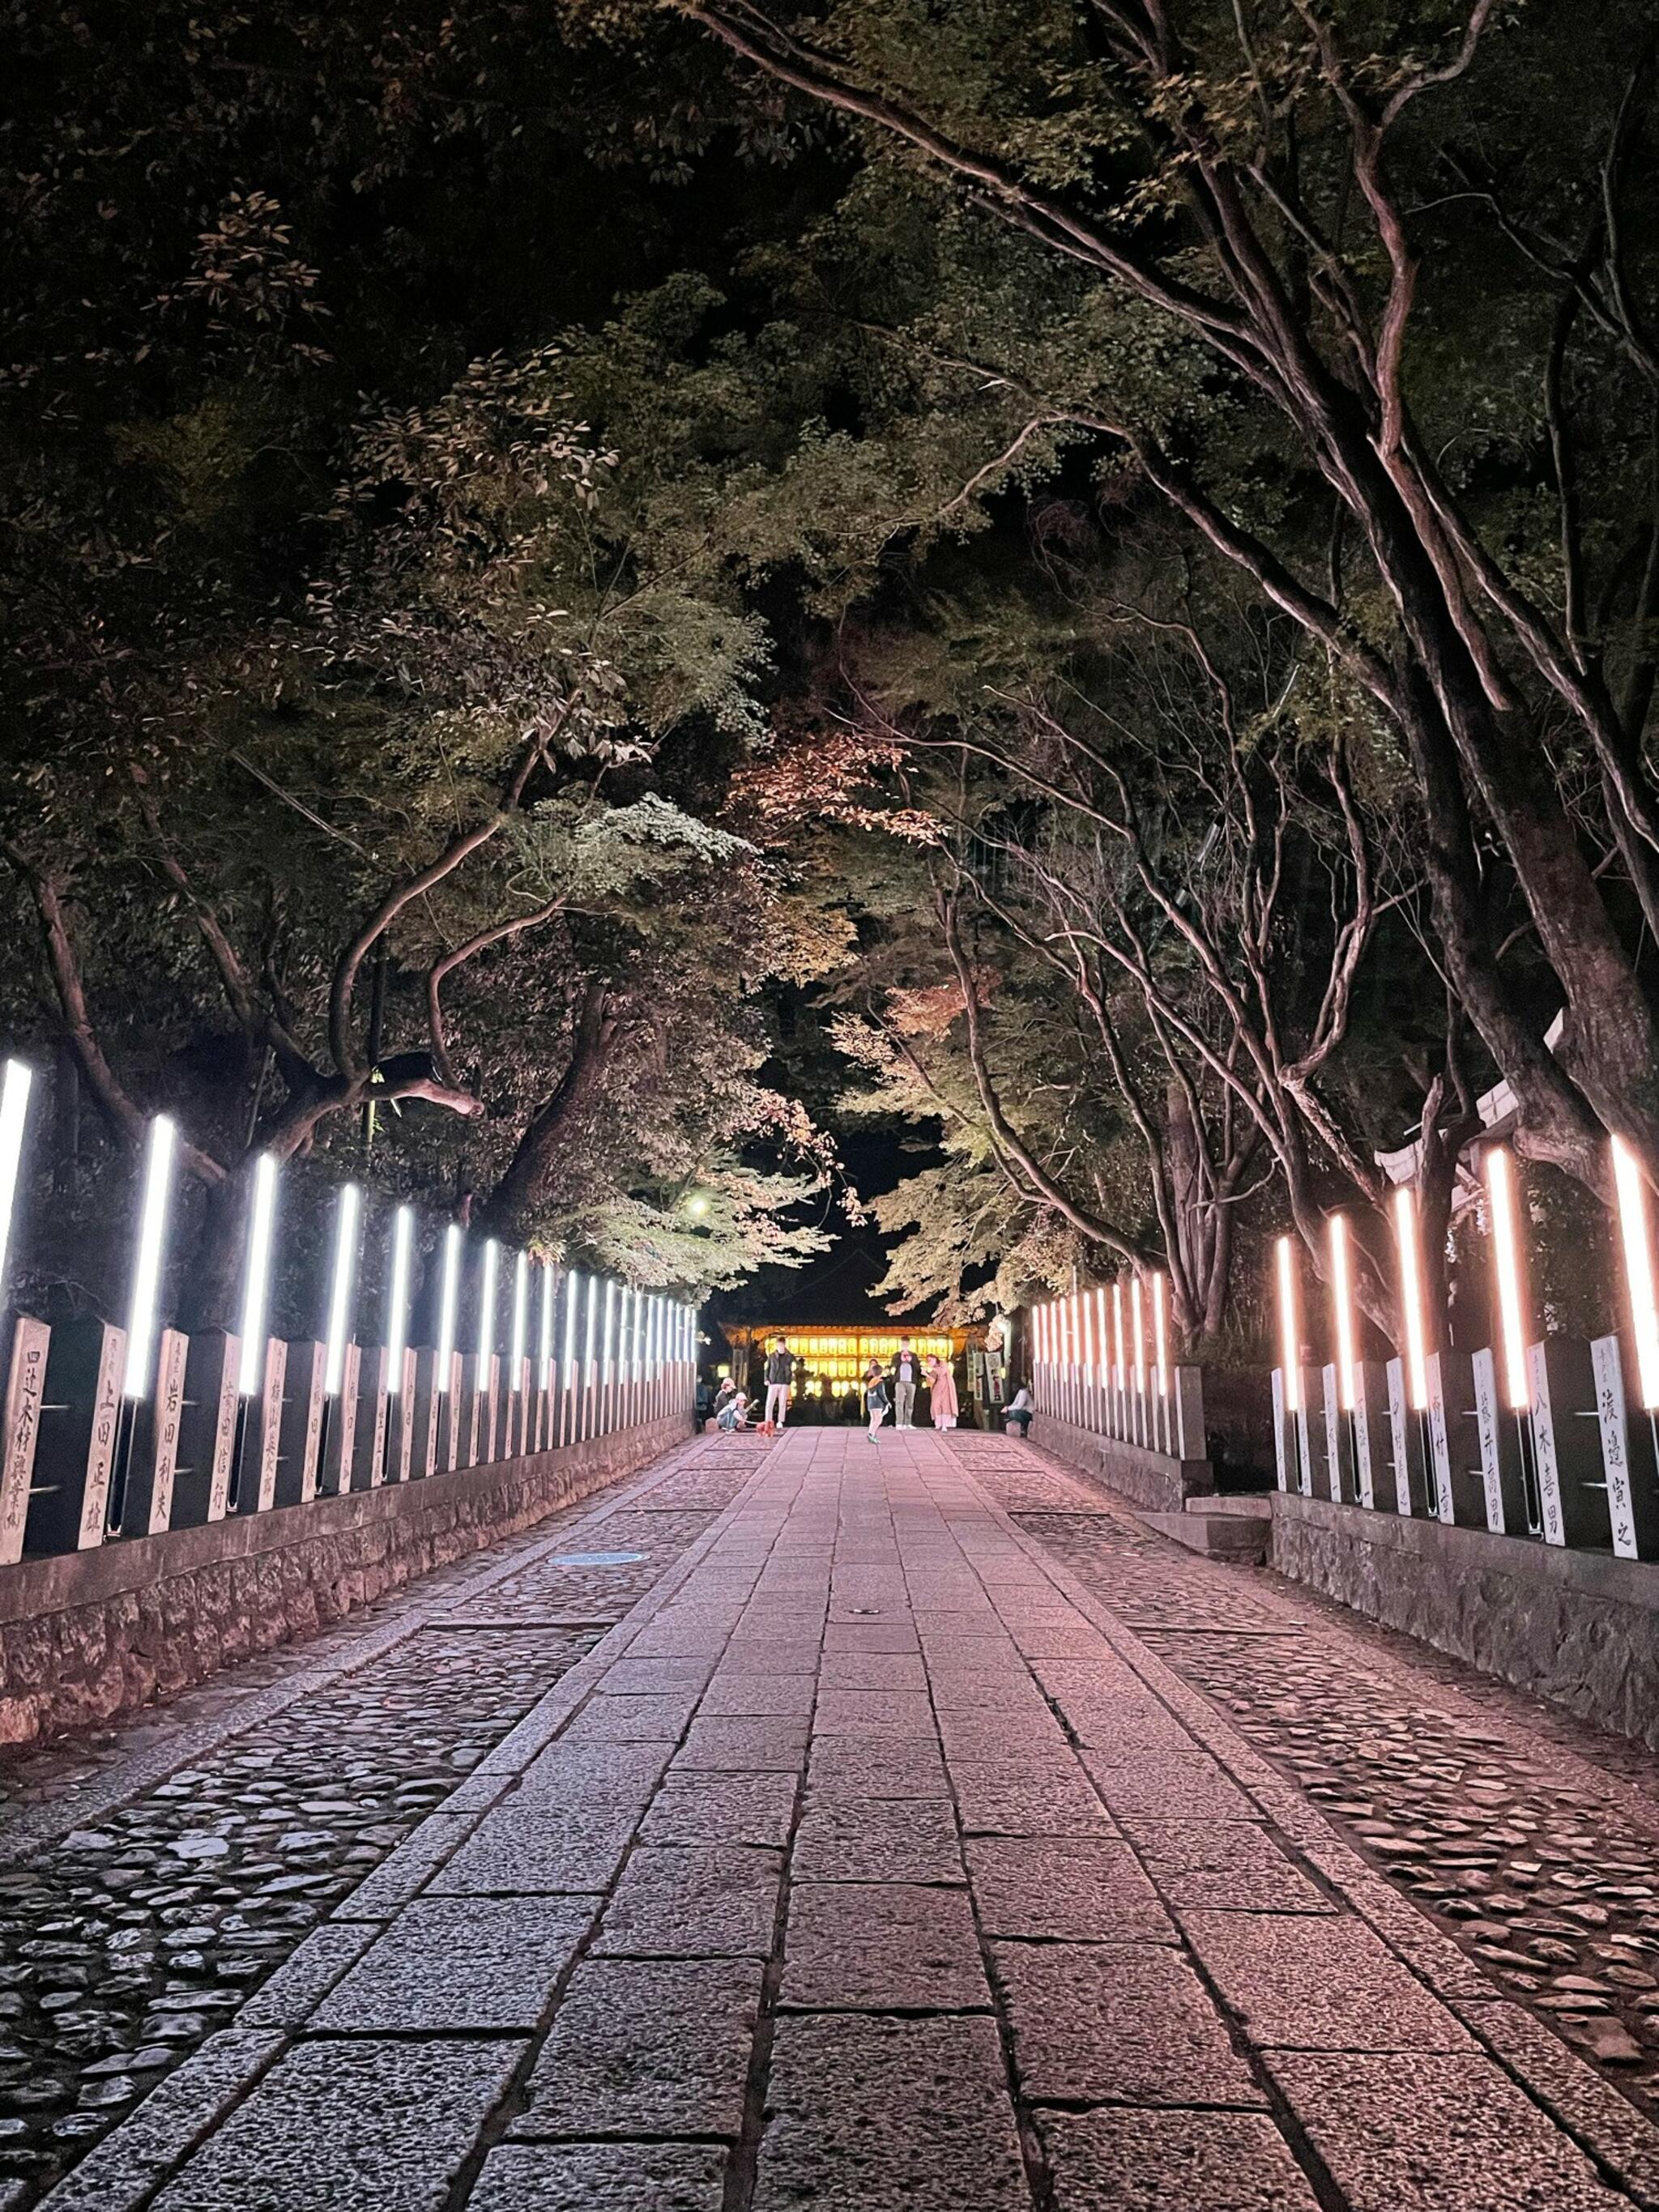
[1612,1136,1659,1411]
[476,1238,499,1366]
[1393,1187,1430,1413]
[0,1059,33,1306]
[583,1272,598,1381]
[385,1205,414,1396]
[123,1115,177,1399]
[1153,1271,1169,1397]
[539,1261,556,1392]
[601,1280,616,1386]
[563,1268,581,1392]
[1113,1282,1125,1389]
[510,1250,528,1382]
[1275,1235,1301,1415]
[1328,1213,1357,1413]
[437,1225,463,1393]
[1081,1289,1097,1396]
[322,1183,361,1398]
[1094,1286,1107,1394]
[235,1153,279,1396]
[1131,1276,1146,1396]
[1484,1145,1533,1412]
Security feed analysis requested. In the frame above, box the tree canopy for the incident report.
[6,0,1656,1352]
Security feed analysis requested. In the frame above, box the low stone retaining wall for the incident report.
[1029,1413,1214,1515]
[1270,1491,1659,1752]
[0,1411,689,1748]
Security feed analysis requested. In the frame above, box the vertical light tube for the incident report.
[235,1153,279,1396]
[1275,1235,1301,1415]
[1612,1136,1659,1410]
[476,1238,499,1366]
[561,1266,582,1437]
[1393,1187,1431,1412]
[1081,1289,1097,1426]
[601,1279,616,1429]
[384,1204,414,1396]
[437,1224,462,1392]
[122,1115,177,1399]
[539,1261,556,1392]
[1112,1281,1126,1388]
[0,1059,34,1309]
[1484,1145,1533,1412]
[1131,1275,1146,1397]
[1153,1271,1169,1397]
[510,1250,528,1381]
[582,1272,599,1434]
[322,1183,361,1398]
[1328,1213,1358,1413]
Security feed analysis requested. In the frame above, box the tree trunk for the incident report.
[474,979,619,1239]
[181,1159,255,1336]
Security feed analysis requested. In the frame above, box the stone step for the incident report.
[1133,1500,1271,1563]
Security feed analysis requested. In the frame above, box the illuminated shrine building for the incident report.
[722,1323,975,1389]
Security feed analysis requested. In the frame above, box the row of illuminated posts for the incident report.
[0,1064,697,1562]
[1029,1272,1205,1460]
[1270,1138,1659,1554]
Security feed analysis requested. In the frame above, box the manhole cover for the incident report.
[549,1551,648,1567]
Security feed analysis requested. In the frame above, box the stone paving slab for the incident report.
[1037,2107,1324,2212]
[993,1939,1267,2106]
[754,2013,1029,2212]
[513,1957,762,2138]
[148,2036,526,2210]
[471,2142,729,2211]
[1263,2049,1627,2210]
[780,1880,988,2010]
[21,1425,1659,2212]
[966,1835,1176,1941]
[310,1893,595,2031]
[592,1843,782,1958]
[791,1795,965,1884]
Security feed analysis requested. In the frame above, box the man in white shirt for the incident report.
[892,1339,918,1430]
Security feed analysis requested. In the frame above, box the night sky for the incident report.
[708,1127,940,1332]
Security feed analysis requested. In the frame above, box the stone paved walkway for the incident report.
[12,1426,1659,2210]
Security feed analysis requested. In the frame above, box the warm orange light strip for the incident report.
[1275,1236,1301,1415]
[1392,1186,1431,1413]
[1484,1145,1533,1412]
[1153,1271,1168,1396]
[1613,1136,1659,1411]
[1328,1213,1358,1413]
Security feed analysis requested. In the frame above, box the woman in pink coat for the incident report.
[927,1353,958,1430]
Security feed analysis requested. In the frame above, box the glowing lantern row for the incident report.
[1034,1276,1171,1395]
[1273,1138,1659,1420]
[0,1078,694,1421]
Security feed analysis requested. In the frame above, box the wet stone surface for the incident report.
[958,1442,1659,2121]
[0,1453,751,2208]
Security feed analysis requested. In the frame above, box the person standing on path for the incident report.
[763,1336,792,1431]
[927,1352,958,1430]
[864,1358,889,1441]
[891,1338,918,1430]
